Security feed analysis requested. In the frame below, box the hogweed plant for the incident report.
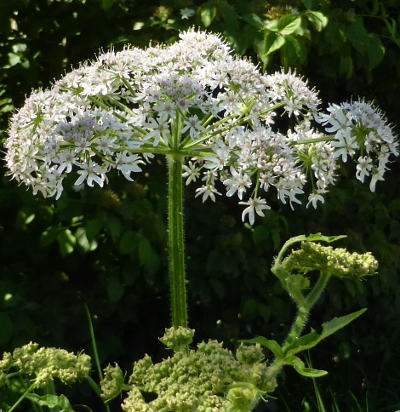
[2,30,397,410]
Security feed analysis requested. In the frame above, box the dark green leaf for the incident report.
[57,229,76,256]
[101,0,116,10]
[40,226,60,247]
[265,32,286,56]
[365,34,385,70]
[305,11,328,32]
[242,13,265,29]
[119,230,139,255]
[281,35,308,68]
[85,218,103,241]
[347,17,369,55]
[106,276,124,303]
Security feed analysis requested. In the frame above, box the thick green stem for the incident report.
[167,154,188,328]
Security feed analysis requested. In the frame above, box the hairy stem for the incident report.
[167,154,188,328]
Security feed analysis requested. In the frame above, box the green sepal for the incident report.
[286,356,328,378]
[27,393,75,411]
[284,308,367,357]
[240,337,283,358]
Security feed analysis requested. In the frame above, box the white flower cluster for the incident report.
[316,100,398,192]
[5,29,398,224]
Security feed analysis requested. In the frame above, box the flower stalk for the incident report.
[167,153,188,328]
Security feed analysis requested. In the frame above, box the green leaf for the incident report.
[287,356,328,377]
[240,336,284,358]
[305,11,328,32]
[138,236,151,266]
[365,34,385,70]
[277,15,302,36]
[200,6,217,27]
[304,233,347,243]
[119,230,139,255]
[40,226,61,247]
[85,218,103,241]
[265,32,286,55]
[285,308,367,356]
[106,276,124,303]
[242,13,265,29]
[57,229,76,256]
[340,54,354,79]
[27,393,75,411]
[101,0,116,10]
[75,227,98,252]
[347,17,370,56]
[302,0,313,9]
[281,35,308,68]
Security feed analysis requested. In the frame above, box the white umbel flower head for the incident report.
[5,30,398,225]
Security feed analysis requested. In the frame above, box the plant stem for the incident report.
[282,305,310,352]
[84,304,111,412]
[167,154,188,328]
[9,382,36,412]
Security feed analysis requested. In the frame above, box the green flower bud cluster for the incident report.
[0,342,91,388]
[100,363,125,401]
[121,328,275,412]
[282,241,378,279]
[159,326,195,351]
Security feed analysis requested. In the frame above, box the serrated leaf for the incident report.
[305,11,328,32]
[285,308,367,356]
[265,32,286,55]
[240,336,284,357]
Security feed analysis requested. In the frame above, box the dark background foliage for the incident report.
[1,0,400,410]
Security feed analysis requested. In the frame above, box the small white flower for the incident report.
[355,156,372,183]
[239,197,270,225]
[306,192,325,209]
[74,160,106,187]
[195,185,220,202]
[182,161,200,185]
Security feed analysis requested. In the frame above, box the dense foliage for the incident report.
[1,0,400,410]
